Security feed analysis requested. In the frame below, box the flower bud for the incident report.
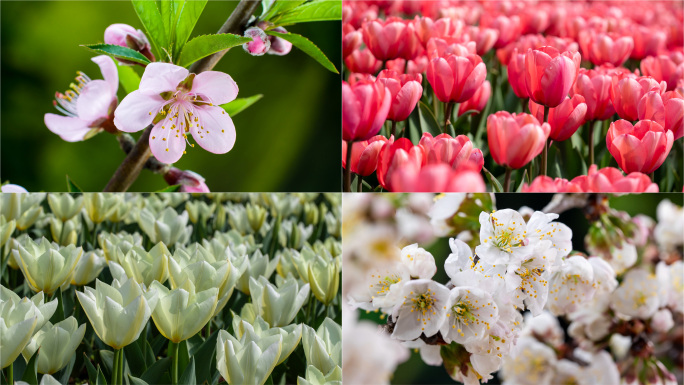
[246,203,267,233]
[47,193,83,222]
[150,280,218,343]
[164,167,210,193]
[22,317,86,374]
[1,193,45,231]
[71,250,106,286]
[302,318,341,376]
[243,27,271,56]
[12,237,82,295]
[266,26,293,56]
[185,200,216,224]
[216,329,282,385]
[48,216,79,246]
[110,242,170,287]
[651,309,674,333]
[308,256,340,305]
[249,276,309,327]
[0,216,16,248]
[303,202,320,226]
[104,23,155,62]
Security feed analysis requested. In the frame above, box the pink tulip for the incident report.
[114,62,238,163]
[164,167,210,193]
[361,18,407,61]
[629,25,666,60]
[606,120,674,174]
[570,68,615,121]
[521,176,571,192]
[637,91,666,124]
[342,136,388,176]
[343,23,362,58]
[389,163,486,192]
[610,75,666,121]
[578,31,633,67]
[529,95,587,142]
[414,16,464,47]
[243,27,270,56]
[376,70,423,122]
[104,23,155,62]
[342,79,392,142]
[344,48,383,74]
[419,133,483,170]
[458,80,491,114]
[466,26,498,56]
[426,53,487,103]
[507,48,529,98]
[568,165,659,192]
[376,138,424,189]
[663,92,684,139]
[496,34,578,66]
[45,56,119,142]
[640,55,684,92]
[481,14,522,49]
[524,46,581,108]
[385,56,429,76]
[425,37,475,60]
[487,111,550,169]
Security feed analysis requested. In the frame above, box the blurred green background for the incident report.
[357,192,683,385]
[1,1,341,192]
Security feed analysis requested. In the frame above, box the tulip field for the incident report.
[342,0,683,193]
[0,193,341,385]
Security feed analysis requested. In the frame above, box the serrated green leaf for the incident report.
[117,64,141,94]
[271,0,341,26]
[132,0,167,60]
[179,357,196,385]
[156,185,181,192]
[482,167,503,193]
[174,0,208,59]
[220,95,264,117]
[178,33,251,68]
[262,0,307,21]
[127,374,150,385]
[266,31,338,73]
[22,351,38,385]
[66,175,83,193]
[81,44,151,65]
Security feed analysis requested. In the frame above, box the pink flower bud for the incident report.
[578,31,634,67]
[524,46,581,108]
[164,167,210,193]
[487,111,550,169]
[651,309,674,333]
[243,27,271,56]
[343,79,391,142]
[266,27,292,56]
[344,48,383,74]
[376,69,423,122]
[426,53,487,103]
[104,23,155,62]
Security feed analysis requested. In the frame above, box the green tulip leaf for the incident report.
[270,0,341,26]
[265,31,338,74]
[49,287,64,323]
[131,0,167,60]
[84,354,98,384]
[141,357,171,384]
[482,167,503,193]
[22,351,38,385]
[179,357,196,385]
[56,354,76,385]
[125,341,147,377]
[81,44,151,65]
[516,169,528,192]
[191,331,218,385]
[96,366,108,385]
[155,185,181,193]
[128,374,150,385]
[418,101,441,137]
[99,350,115,377]
[220,95,264,117]
[177,33,252,68]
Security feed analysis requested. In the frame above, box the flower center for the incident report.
[53,71,91,117]
[373,274,401,296]
[407,289,437,332]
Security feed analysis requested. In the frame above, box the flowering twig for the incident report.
[103,0,260,192]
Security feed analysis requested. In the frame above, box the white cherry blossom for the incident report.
[611,268,660,319]
[440,286,498,344]
[475,209,531,265]
[391,279,450,340]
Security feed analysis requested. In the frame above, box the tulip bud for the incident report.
[104,23,155,62]
[110,242,170,286]
[236,250,279,294]
[230,315,302,365]
[249,276,309,327]
[243,27,271,56]
[84,193,119,224]
[324,212,341,238]
[48,216,79,246]
[216,329,282,385]
[303,202,320,226]
[1,193,45,231]
[47,193,83,222]
[12,237,82,295]
[185,200,216,224]
[138,207,192,247]
[0,216,16,248]
[246,203,268,233]
[308,256,340,305]
[150,280,218,343]
[22,317,86,374]
[98,231,143,263]
[71,250,106,286]
[301,318,342,376]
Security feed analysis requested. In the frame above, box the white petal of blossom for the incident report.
[611,268,660,319]
[474,209,531,265]
[546,256,596,316]
[391,279,450,340]
[440,286,498,344]
[400,243,437,279]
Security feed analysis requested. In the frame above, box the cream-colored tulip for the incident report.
[236,250,279,294]
[279,220,313,249]
[150,280,218,343]
[22,317,85,374]
[48,216,79,246]
[289,244,329,283]
[297,365,342,385]
[308,256,340,305]
[231,314,302,365]
[12,237,82,295]
[185,200,216,224]
[208,229,258,254]
[275,248,299,278]
[227,204,255,235]
[0,286,58,368]
[1,193,45,231]
[71,250,106,285]
[302,318,341,376]
[110,243,170,286]
[157,192,189,208]
[76,278,158,349]
[83,193,120,224]
[216,329,282,385]
[245,203,268,233]
[0,216,16,248]
[138,207,192,247]
[303,202,320,226]
[249,276,309,327]
[107,196,134,223]
[98,231,143,263]
[324,211,341,238]
[47,193,83,222]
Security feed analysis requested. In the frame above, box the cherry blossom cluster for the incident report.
[342,0,683,193]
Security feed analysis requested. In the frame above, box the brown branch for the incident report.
[542,193,591,214]
[103,0,260,192]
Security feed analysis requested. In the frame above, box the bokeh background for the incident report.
[1,1,341,192]
[354,192,684,385]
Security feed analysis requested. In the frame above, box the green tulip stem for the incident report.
[588,120,595,165]
[356,175,362,193]
[390,120,397,138]
[343,141,353,192]
[503,167,512,192]
[7,361,12,385]
[112,348,122,385]
[171,341,180,385]
[443,102,454,133]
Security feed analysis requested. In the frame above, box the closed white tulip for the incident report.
[138,207,192,247]
[83,193,120,224]
[1,193,45,231]
[0,215,16,248]
[249,276,309,327]
[308,256,340,305]
[109,242,170,286]
[297,365,342,385]
[302,318,341,376]
[12,237,82,295]
[216,329,282,385]
[236,250,279,294]
[47,193,83,222]
[22,317,86,374]
[98,231,143,263]
[71,250,107,286]
[231,314,302,365]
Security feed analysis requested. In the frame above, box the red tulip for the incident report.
[376,138,424,189]
[458,80,491,114]
[507,48,529,98]
[487,111,550,169]
[640,55,684,92]
[578,31,633,67]
[425,37,475,60]
[521,176,572,192]
[343,79,392,142]
[344,48,383,74]
[606,120,674,174]
[524,46,581,108]
[466,26,498,56]
[529,95,587,142]
[389,163,486,192]
[414,16,464,47]
[568,165,659,192]
[426,53,487,103]
[342,135,388,176]
[629,25,666,60]
[610,75,666,121]
[343,23,362,58]
[662,92,684,140]
[385,56,429,76]
[362,18,420,61]
[418,133,483,170]
[570,68,615,121]
[376,70,423,122]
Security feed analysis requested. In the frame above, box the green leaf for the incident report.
[516,169,528,192]
[22,350,38,385]
[261,0,307,21]
[265,31,338,74]
[179,357,196,385]
[116,64,141,94]
[66,175,83,192]
[99,350,115,377]
[177,33,251,68]
[192,331,218,385]
[173,0,208,59]
[156,185,181,192]
[128,374,150,385]
[96,366,108,385]
[271,0,341,26]
[81,44,151,65]
[84,354,99,385]
[141,357,171,384]
[220,95,264,117]
[131,0,167,60]
[482,167,503,193]
[124,340,147,377]
[418,101,441,137]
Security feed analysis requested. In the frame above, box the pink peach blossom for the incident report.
[114,63,238,163]
[104,23,155,62]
